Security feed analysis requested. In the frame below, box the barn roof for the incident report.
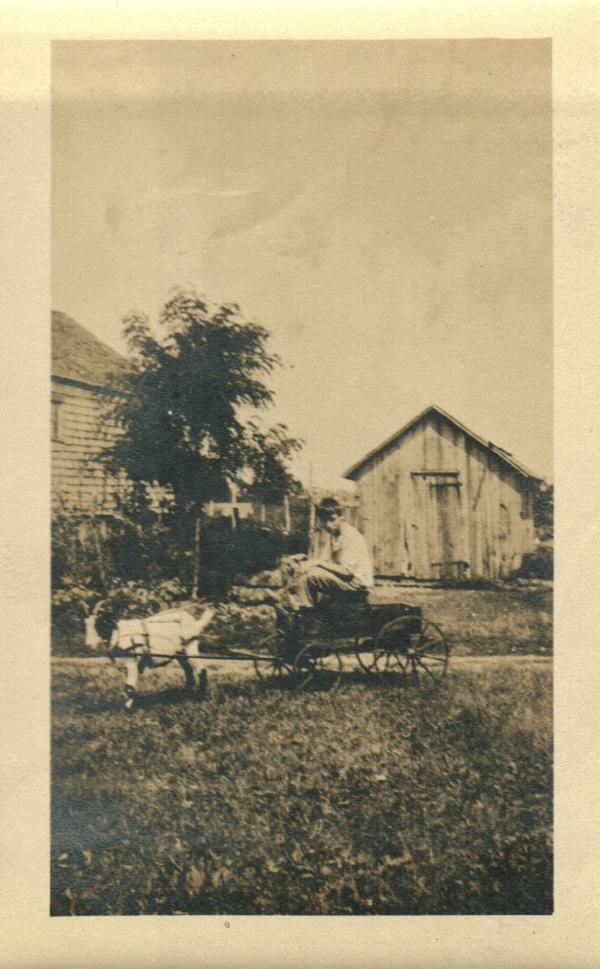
[52,310,128,389]
[343,404,542,483]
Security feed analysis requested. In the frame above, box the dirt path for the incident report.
[52,653,552,679]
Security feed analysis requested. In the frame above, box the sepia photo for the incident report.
[51,39,553,917]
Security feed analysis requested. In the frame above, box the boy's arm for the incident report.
[311,559,354,579]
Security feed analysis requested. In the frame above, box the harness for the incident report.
[107,618,201,663]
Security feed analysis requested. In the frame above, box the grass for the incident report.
[52,664,552,916]
[370,586,553,656]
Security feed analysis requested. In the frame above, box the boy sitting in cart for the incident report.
[276,497,374,638]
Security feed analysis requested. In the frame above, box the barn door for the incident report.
[412,472,468,580]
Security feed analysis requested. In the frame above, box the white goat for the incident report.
[85,604,215,710]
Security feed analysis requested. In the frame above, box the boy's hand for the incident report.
[314,561,354,580]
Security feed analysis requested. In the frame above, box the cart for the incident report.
[252,593,450,689]
[97,596,449,703]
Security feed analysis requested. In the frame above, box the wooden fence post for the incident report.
[191,515,201,600]
[308,498,317,557]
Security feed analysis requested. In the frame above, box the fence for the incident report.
[53,491,363,592]
[205,491,361,556]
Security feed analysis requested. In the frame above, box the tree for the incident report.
[533,481,553,541]
[100,290,302,593]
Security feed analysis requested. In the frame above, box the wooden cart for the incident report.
[252,595,449,689]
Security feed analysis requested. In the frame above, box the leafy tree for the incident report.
[102,290,301,507]
[99,290,302,593]
[533,481,553,541]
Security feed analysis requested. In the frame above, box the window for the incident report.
[411,470,462,488]
[52,398,63,442]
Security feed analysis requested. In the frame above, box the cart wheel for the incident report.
[373,616,449,684]
[292,643,343,690]
[253,630,295,686]
[410,619,449,684]
[372,615,417,678]
[355,637,377,673]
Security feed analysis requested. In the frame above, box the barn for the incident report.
[52,311,127,515]
[343,405,542,581]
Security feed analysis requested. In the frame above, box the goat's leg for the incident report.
[197,668,208,698]
[184,643,208,698]
[123,658,139,711]
[178,656,196,692]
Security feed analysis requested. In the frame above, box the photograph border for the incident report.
[1,2,599,967]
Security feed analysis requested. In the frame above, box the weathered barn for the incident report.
[344,405,542,581]
[52,311,127,514]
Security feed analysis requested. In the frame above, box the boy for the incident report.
[279,497,374,624]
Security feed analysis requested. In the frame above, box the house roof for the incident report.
[52,310,128,388]
[343,404,542,482]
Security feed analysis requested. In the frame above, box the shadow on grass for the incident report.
[54,662,459,714]
[252,666,452,697]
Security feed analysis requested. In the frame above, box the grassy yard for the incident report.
[52,664,552,916]
[370,585,553,655]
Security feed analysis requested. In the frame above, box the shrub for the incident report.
[102,517,191,586]
[51,489,301,655]
[200,518,292,596]
[51,582,100,656]
[92,578,188,619]
[203,601,277,650]
[53,503,297,597]
[533,482,553,542]
[52,511,111,591]
[51,577,189,656]
[516,545,553,580]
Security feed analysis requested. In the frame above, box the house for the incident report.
[52,311,128,516]
[343,405,542,581]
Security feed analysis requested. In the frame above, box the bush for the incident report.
[200,518,293,596]
[51,577,189,657]
[53,505,297,595]
[203,601,277,650]
[52,512,110,591]
[533,482,553,541]
[101,518,186,586]
[51,495,300,653]
[516,545,553,580]
[51,582,101,656]
[52,489,195,593]
[91,578,188,619]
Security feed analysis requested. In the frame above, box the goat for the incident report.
[85,603,216,710]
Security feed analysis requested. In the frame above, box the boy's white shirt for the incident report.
[314,521,375,588]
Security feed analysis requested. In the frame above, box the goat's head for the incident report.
[84,600,118,650]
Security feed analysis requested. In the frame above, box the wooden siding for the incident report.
[51,379,124,513]
[354,412,536,580]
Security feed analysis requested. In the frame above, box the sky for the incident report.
[52,40,552,489]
